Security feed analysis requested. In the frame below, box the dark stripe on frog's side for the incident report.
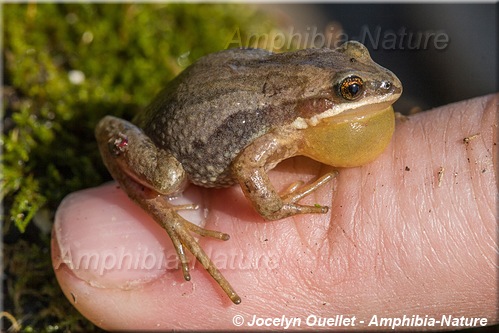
[179,102,297,187]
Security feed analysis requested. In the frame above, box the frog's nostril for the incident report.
[380,80,391,90]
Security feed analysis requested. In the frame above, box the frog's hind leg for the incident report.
[96,116,241,304]
[143,197,242,305]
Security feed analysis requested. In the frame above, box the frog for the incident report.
[95,41,402,305]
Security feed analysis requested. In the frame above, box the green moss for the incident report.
[2,3,276,233]
[2,3,278,331]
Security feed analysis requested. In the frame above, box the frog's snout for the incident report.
[381,78,402,95]
[372,71,403,99]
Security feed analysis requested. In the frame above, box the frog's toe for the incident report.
[281,171,337,204]
[286,202,329,215]
[181,218,230,241]
[167,227,192,281]
[279,180,305,196]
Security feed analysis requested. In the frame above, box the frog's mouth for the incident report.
[292,99,398,129]
[321,103,394,126]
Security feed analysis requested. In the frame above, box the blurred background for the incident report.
[264,3,496,112]
[2,3,496,332]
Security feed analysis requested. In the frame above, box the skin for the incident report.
[94,41,402,304]
[52,94,497,330]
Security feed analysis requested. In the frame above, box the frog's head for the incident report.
[296,41,403,167]
[331,40,402,114]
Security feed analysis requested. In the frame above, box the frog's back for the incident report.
[135,48,342,187]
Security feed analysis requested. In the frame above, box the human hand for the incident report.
[52,94,497,331]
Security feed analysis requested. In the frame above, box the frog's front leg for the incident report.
[95,116,241,304]
[232,129,335,221]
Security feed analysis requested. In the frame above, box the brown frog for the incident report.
[95,41,402,304]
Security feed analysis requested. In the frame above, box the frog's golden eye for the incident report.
[339,76,364,101]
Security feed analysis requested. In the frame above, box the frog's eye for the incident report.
[339,76,364,101]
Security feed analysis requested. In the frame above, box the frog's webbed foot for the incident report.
[153,200,241,304]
